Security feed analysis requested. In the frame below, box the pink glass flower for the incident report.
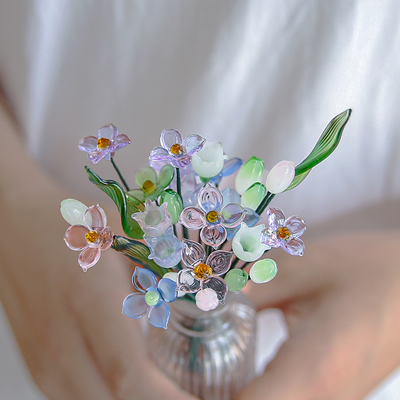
[64,204,114,271]
[149,129,206,169]
[179,184,246,248]
[177,240,232,308]
[78,124,131,164]
[260,207,306,256]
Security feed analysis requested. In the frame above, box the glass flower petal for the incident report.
[163,272,186,297]
[181,239,206,267]
[149,146,170,163]
[148,301,170,329]
[182,134,206,156]
[202,276,228,304]
[112,133,131,151]
[177,269,201,293]
[158,278,178,303]
[250,259,278,283]
[60,199,88,226]
[195,288,219,311]
[78,246,101,272]
[221,186,241,206]
[260,227,280,248]
[85,204,107,229]
[64,225,89,251]
[158,165,175,188]
[285,215,307,237]
[200,225,227,248]
[235,156,264,195]
[160,129,183,149]
[265,160,295,194]
[97,124,117,141]
[179,206,205,229]
[198,184,223,213]
[206,250,232,276]
[221,203,246,228]
[135,166,158,191]
[281,237,305,256]
[266,207,286,230]
[98,226,114,250]
[78,136,97,152]
[122,292,150,319]
[132,266,158,293]
[191,142,227,178]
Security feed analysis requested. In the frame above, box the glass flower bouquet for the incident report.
[61,110,351,331]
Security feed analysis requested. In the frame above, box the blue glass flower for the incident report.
[180,184,247,248]
[122,267,177,329]
[144,226,185,268]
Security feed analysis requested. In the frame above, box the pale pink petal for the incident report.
[281,237,305,256]
[78,247,101,271]
[182,134,206,156]
[87,148,110,164]
[160,129,182,149]
[149,146,170,163]
[285,215,306,238]
[98,124,117,141]
[266,207,285,230]
[99,227,114,250]
[78,136,97,152]
[112,134,131,151]
[173,154,192,169]
[206,250,232,275]
[64,225,89,250]
[200,225,227,248]
[202,276,228,304]
[179,207,206,229]
[85,204,107,229]
[181,239,206,267]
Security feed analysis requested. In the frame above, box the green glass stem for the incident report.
[111,158,130,191]
[176,167,189,239]
[255,192,275,216]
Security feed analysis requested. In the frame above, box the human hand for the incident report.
[236,229,400,400]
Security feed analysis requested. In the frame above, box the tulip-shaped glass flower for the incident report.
[144,227,185,268]
[62,201,114,271]
[260,207,306,256]
[149,129,206,169]
[122,267,177,329]
[78,124,131,164]
[191,141,228,178]
[177,240,232,310]
[132,199,172,237]
[235,156,264,195]
[180,184,246,248]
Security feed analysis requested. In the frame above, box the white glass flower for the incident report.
[232,222,270,262]
[191,141,228,178]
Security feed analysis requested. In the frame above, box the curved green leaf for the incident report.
[285,169,311,191]
[295,109,352,175]
[85,167,144,239]
[112,236,168,278]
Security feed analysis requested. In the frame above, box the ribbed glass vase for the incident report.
[147,292,256,400]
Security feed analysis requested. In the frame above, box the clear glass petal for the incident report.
[60,199,88,226]
[235,156,264,195]
[195,289,219,311]
[221,203,246,228]
[85,204,107,230]
[200,225,227,248]
[202,276,228,304]
[173,154,192,169]
[78,136,97,152]
[122,292,149,319]
[64,225,89,250]
[135,166,158,189]
[158,278,178,303]
[99,226,114,250]
[177,269,201,293]
[182,134,206,156]
[179,206,205,229]
[265,160,295,194]
[281,237,305,256]
[181,239,206,267]
[87,148,109,164]
[197,184,223,213]
[158,165,175,188]
[206,250,232,276]
[260,227,280,248]
[285,215,306,238]
[148,302,170,329]
[78,246,101,271]
[98,124,117,141]
[149,146,170,162]
[241,183,266,210]
[266,207,286,230]
[160,129,182,149]
[132,266,158,292]
[112,133,131,151]
[221,186,241,206]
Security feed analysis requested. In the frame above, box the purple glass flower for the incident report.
[260,207,306,256]
[78,124,131,164]
[177,240,232,307]
[149,129,206,169]
[122,267,177,329]
[180,184,246,248]
[64,204,114,271]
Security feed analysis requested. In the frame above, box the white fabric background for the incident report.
[0,1,399,398]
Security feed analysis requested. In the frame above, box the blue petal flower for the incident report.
[122,292,149,318]
[148,302,170,329]
[158,277,178,303]
[132,267,158,292]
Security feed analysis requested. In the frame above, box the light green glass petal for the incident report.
[128,189,145,203]
[235,156,264,195]
[159,189,183,224]
[241,183,266,210]
[158,165,175,188]
[60,199,88,226]
[224,269,248,292]
[191,142,227,178]
[250,259,277,284]
[135,166,158,191]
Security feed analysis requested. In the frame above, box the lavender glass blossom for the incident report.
[122,267,177,329]
[180,184,246,248]
[149,129,206,168]
[78,124,131,164]
[260,207,306,256]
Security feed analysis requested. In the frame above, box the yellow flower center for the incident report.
[170,143,184,155]
[206,210,220,224]
[193,263,212,280]
[276,226,291,241]
[86,230,100,243]
[142,180,156,194]
[97,138,111,149]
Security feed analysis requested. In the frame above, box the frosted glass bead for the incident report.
[224,269,248,292]
[250,259,277,283]
[196,288,219,311]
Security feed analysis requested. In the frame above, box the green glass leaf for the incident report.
[85,167,144,239]
[112,236,168,278]
[285,169,311,191]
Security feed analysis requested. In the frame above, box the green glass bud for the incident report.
[241,182,266,210]
[235,156,264,195]
[160,189,183,224]
[224,269,249,292]
[250,259,277,284]
[145,290,160,306]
